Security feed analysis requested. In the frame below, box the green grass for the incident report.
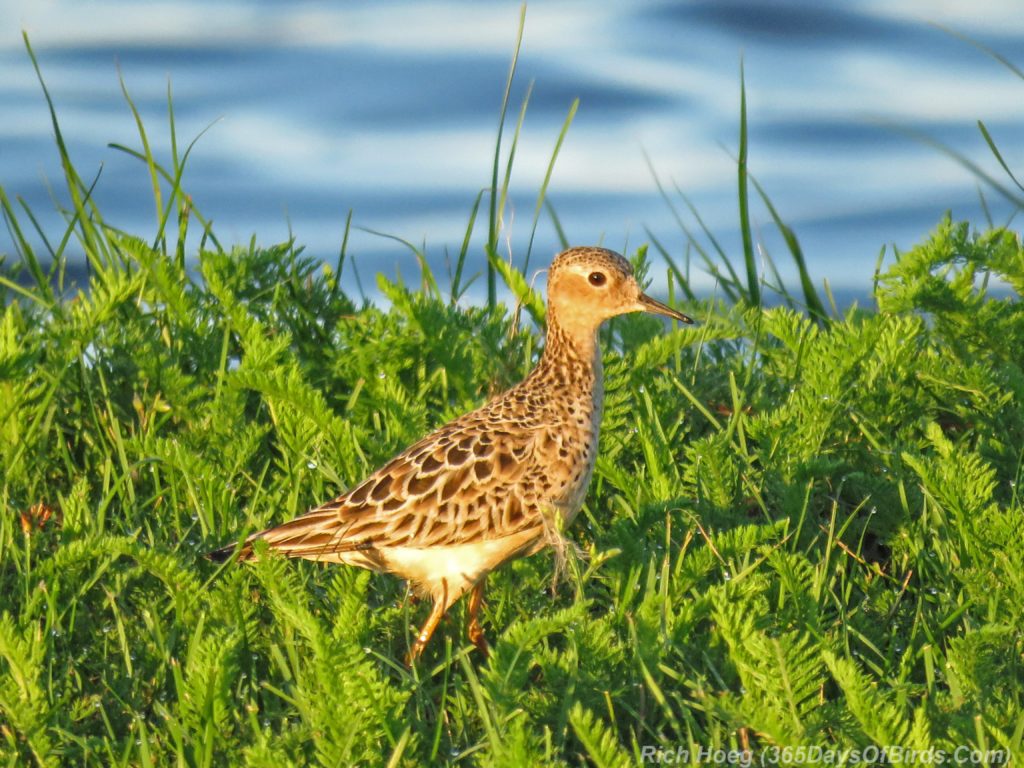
[2,34,1024,768]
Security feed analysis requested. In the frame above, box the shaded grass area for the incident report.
[3,35,1024,768]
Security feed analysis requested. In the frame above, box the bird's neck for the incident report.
[533,310,602,397]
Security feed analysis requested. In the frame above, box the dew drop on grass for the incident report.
[722,570,732,582]
[378,371,387,379]
[307,460,318,469]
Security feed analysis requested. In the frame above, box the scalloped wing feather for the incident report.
[233,409,546,567]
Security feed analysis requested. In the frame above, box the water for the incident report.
[2,0,1023,301]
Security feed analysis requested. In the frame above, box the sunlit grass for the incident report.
[1,31,1023,767]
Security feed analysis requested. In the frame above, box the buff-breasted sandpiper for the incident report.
[208,247,693,661]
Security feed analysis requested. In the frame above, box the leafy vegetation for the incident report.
[2,34,1023,768]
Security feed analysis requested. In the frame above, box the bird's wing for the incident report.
[231,414,544,561]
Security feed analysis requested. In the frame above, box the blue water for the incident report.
[2,0,1023,301]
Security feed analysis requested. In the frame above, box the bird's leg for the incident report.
[408,580,448,665]
[467,579,489,658]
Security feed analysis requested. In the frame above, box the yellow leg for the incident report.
[467,580,489,658]
[408,580,448,665]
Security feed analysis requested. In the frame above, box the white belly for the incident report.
[380,528,539,608]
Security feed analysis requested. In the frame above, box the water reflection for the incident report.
[2,0,1022,298]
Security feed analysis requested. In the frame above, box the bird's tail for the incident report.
[205,506,354,563]
[205,539,250,563]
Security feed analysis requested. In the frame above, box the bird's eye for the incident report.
[588,271,607,287]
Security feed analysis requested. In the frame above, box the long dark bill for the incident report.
[638,293,694,324]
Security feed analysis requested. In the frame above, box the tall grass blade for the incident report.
[108,117,220,256]
[749,175,829,323]
[545,198,569,250]
[118,68,163,237]
[934,23,1024,80]
[677,185,747,301]
[737,59,759,306]
[487,3,527,308]
[885,122,1024,209]
[0,189,54,305]
[23,32,111,267]
[524,98,578,273]
[16,196,57,266]
[358,226,441,298]
[492,79,534,271]
[329,208,353,306]
[643,227,697,302]
[643,152,742,302]
[977,121,1024,195]
[453,189,485,302]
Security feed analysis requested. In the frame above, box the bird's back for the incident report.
[212,358,600,575]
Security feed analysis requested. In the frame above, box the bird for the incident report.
[207,246,694,661]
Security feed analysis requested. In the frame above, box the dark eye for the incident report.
[588,271,607,286]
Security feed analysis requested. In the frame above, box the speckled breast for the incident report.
[543,352,603,527]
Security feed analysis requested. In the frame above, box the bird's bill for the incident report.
[637,293,694,324]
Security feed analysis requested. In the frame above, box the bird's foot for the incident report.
[468,619,489,658]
